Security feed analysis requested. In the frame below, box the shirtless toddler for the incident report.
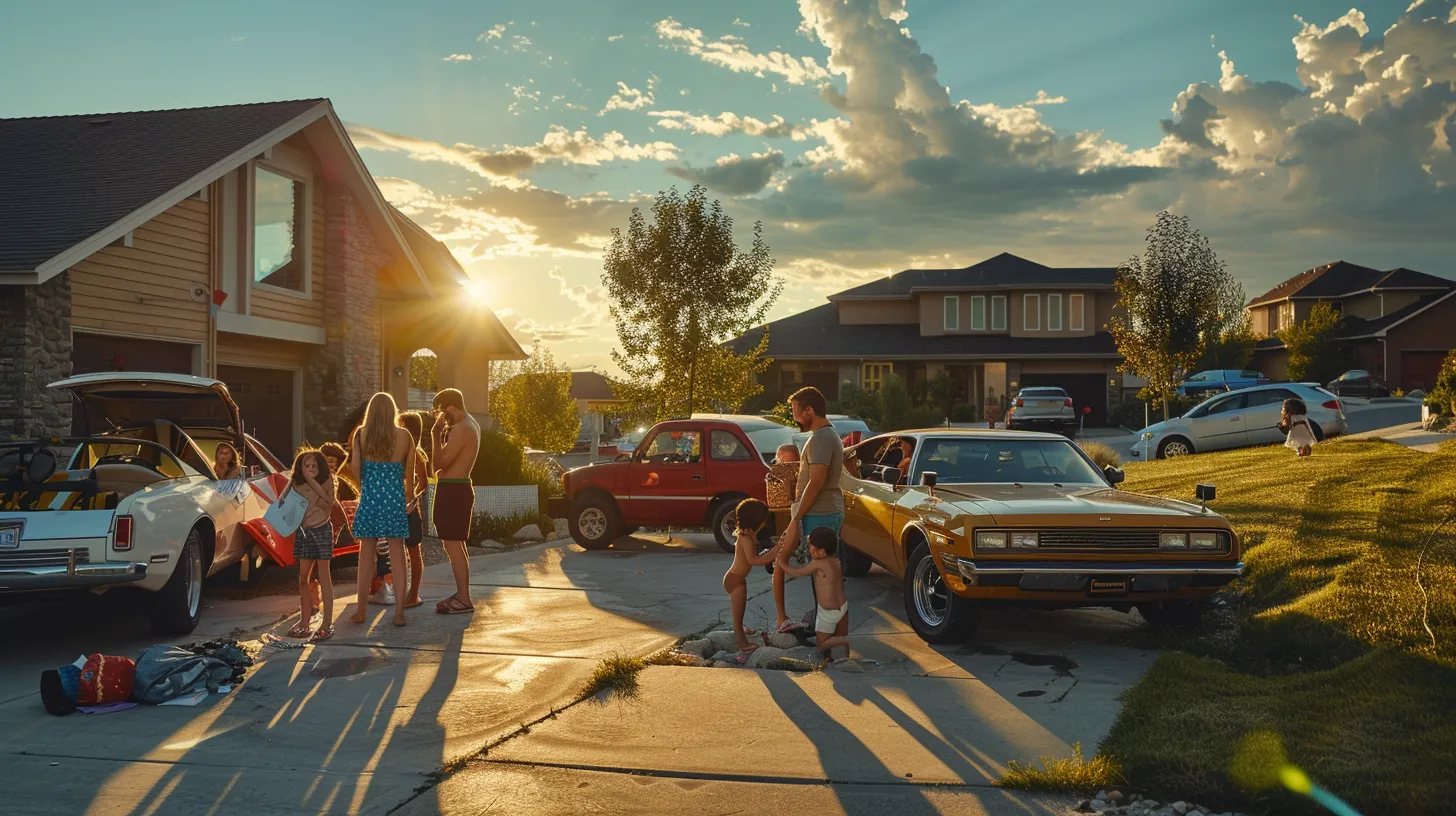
[722,499,783,655]
[774,526,849,659]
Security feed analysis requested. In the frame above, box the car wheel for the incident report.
[569,495,622,550]
[840,541,872,578]
[150,528,203,635]
[1157,437,1194,459]
[1137,600,1208,628]
[903,541,979,643]
[710,499,743,553]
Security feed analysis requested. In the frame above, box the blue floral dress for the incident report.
[351,459,409,539]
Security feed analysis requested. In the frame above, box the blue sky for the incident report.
[2,0,1447,373]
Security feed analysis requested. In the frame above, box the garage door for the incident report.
[217,365,296,460]
[71,333,198,434]
[1401,350,1449,393]
[1020,373,1108,427]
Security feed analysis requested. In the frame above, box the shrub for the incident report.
[1427,349,1456,415]
[1078,441,1121,469]
[472,428,525,487]
[949,403,978,423]
[903,405,943,429]
[1107,399,1146,430]
[521,456,564,499]
[997,743,1122,794]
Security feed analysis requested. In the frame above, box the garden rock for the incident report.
[704,630,743,653]
[711,661,732,668]
[759,631,799,649]
[513,524,544,542]
[744,647,790,669]
[678,638,713,659]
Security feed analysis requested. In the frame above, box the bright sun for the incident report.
[459,278,491,306]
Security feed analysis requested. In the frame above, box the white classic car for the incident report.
[0,373,310,634]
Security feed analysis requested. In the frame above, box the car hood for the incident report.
[49,373,242,438]
[934,484,1222,526]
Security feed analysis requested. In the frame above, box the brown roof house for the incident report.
[1248,261,1456,392]
[0,99,524,454]
[729,253,1128,424]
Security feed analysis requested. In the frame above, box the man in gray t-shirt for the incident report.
[772,386,846,633]
[796,424,843,516]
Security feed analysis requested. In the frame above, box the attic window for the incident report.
[253,165,307,294]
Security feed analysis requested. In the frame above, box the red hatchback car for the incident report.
[551,415,802,551]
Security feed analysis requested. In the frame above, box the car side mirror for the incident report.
[1196,483,1216,512]
[1104,466,1125,485]
[880,467,901,486]
[921,471,938,498]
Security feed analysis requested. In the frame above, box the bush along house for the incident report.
[0,99,524,454]
[1247,261,1456,392]
[728,253,1129,426]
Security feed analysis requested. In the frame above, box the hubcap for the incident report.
[913,557,949,628]
[1163,441,1190,457]
[579,507,607,540]
[720,512,736,544]
[186,545,202,618]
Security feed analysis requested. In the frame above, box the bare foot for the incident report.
[393,614,407,627]
[349,608,367,625]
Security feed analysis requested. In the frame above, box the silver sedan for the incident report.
[1132,383,1347,459]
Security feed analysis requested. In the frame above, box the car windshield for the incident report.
[911,437,1105,486]
[745,425,800,463]
[1186,372,1213,382]
[1020,388,1065,397]
[830,418,871,435]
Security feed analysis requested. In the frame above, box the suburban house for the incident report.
[729,253,1126,424]
[0,99,524,456]
[569,371,626,447]
[1248,261,1456,391]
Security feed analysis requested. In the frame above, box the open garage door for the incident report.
[1020,373,1108,427]
[217,365,297,459]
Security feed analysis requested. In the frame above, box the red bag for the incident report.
[77,654,135,706]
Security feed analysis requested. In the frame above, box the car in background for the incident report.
[1005,387,1078,436]
[1176,370,1270,398]
[1325,370,1391,400]
[551,414,798,552]
[1134,382,1346,459]
[827,414,873,446]
[607,428,648,457]
[833,429,1242,641]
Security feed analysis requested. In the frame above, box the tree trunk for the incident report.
[686,359,696,418]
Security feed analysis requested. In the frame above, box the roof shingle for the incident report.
[1248,260,1453,306]
[831,252,1115,300]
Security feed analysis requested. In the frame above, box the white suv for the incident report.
[1133,383,1347,459]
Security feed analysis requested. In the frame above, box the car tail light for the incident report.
[114,515,134,551]
[1322,400,1340,411]
[1064,398,1073,407]
[1015,398,1024,408]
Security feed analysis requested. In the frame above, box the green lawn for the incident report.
[1102,437,1456,816]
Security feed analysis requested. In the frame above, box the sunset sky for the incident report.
[3,0,1451,373]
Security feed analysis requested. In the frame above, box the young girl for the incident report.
[1280,398,1317,457]
[395,411,431,609]
[214,442,243,480]
[280,449,338,641]
[723,498,782,659]
[348,393,415,627]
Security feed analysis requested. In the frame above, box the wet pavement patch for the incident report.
[1016,689,1047,698]
[308,649,393,678]
[957,645,1079,677]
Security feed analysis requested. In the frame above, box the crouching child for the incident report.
[774,526,849,661]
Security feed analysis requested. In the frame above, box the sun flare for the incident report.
[459,277,492,306]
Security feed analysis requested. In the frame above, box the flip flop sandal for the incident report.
[286,621,313,638]
[776,620,804,633]
[435,595,475,615]
[310,628,334,642]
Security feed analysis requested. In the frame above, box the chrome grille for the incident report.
[0,548,93,570]
[1037,529,1161,550]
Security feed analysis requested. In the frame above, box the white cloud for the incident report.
[1027,90,1067,105]
[607,34,624,42]
[479,23,507,40]
[733,18,751,27]
[648,110,810,139]
[654,17,831,85]
[600,81,654,114]
[442,53,473,62]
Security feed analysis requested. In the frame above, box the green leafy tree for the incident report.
[492,339,581,454]
[1277,302,1344,384]
[602,185,782,422]
[1426,349,1456,415]
[927,370,963,420]
[1109,211,1246,417]
[1196,314,1258,373]
[409,350,438,392]
[880,375,910,431]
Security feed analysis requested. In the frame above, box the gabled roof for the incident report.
[1247,261,1453,307]
[0,99,430,295]
[829,252,1115,301]
[570,371,619,401]
[728,303,1119,359]
[1253,289,1456,351]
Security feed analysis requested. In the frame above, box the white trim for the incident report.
[1372,289,1456,338]
[1023,294,1041,331]
[970,295,986,331]
[943,295,959,331]
[1047,293,1062,332]
[1069,293,1085,331]
[108,231,134,249]
[216,311,326,344]
[991,295,1007,331]
[28,103,331,285]
[249,161,313,300]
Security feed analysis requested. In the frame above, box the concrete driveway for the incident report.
[0,534,1153,814]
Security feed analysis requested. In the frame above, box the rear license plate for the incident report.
[0,523,21,549]
[1089,577,1127,594]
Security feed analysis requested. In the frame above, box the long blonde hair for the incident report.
[360,392,400,461]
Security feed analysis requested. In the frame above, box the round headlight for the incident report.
[1140,431,1154,440]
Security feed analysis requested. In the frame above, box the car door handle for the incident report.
[691,475,703,481]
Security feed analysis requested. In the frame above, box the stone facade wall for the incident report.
[307,186,388,444]
[0,273,74,440]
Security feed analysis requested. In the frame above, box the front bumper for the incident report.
[0,561,148,592]
[942,556,1242,595]
[1007,417,1076,430]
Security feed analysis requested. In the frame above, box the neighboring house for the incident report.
[0,99,524,456]
[1247,261,1456,391]
[570,371,626,444]
[729,253,1126,424]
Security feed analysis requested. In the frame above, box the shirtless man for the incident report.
[430,388,480,615]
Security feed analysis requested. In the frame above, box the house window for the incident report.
[1023,294,1041,331]
[970,296,986,330]
[943,296,960,331]
[254,165,307,293]
[991,296,1007,331]
[1277,301,1294,330]
[862,363,893,392]
[1048,294,1063,331]
[1069,294,1084,331]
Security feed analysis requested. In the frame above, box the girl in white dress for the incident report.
[1281,398,1317,457]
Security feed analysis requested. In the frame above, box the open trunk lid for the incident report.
[49,373,242,445]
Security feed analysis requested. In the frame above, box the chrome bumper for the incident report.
[0,562,148,592]
[946,556,1243,577]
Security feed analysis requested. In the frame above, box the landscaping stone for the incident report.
[678,638,712,659]
[711,661,732,668]
[1090,800,1110,812]
[1172,802,1190,815]
[705,630,742,653]
[513,524,544,541]
[760,631,799,649]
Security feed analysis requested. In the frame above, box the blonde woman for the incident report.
[347,392,416,627]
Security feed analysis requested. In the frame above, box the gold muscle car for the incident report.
[835,430,1242,642]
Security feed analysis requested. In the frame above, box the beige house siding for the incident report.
[1019,359,1117,374]
[1250,306,1270,337]
[1009,290,1105,338]
[69,198,210,342]
[1093,291,1117,332]
[838,299,917,325]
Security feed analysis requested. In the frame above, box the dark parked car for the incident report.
[1325,370,1391,399]
[1176,370,1270,398]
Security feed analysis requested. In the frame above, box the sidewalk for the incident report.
[1345,421,1453,453]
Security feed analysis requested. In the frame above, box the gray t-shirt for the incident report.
[796,424,844,516]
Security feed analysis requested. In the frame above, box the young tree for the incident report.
[1109,211,1246,417]
[927,370,963,420]
[880,375,911,431]
[602,185,782,421]
[409,350,439,393]
[492,339,581,454]
[1278,302,1344,383]
[1195,314,1258,373]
